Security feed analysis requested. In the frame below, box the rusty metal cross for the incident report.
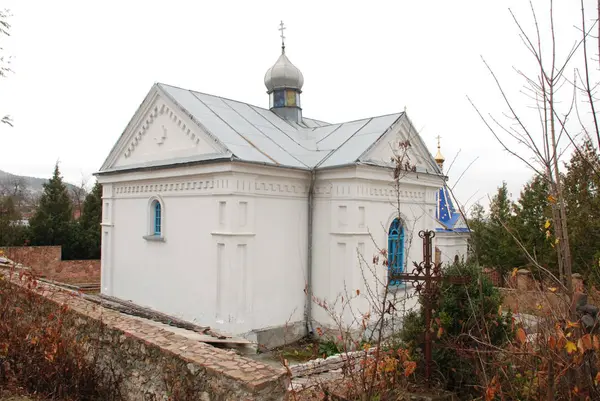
[390,230,470,385]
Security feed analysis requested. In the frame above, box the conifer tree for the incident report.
[0,196,26,245]
[490,182,520,272]
[468,202,491,265]
[79,181,102,259]
[28,163,73,250]
[471,182,521,280]
[562,140,600,275]
[512,174,555,271]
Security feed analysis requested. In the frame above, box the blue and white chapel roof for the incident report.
[435,184,470,233]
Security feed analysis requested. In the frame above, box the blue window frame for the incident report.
[153,201,162,235]
[388,218,405,286]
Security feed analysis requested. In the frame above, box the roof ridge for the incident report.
[157,82,403,127]
[157,82,329,126]
[157,82,271,113]
[322,111,404,126]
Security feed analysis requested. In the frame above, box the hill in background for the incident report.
[0,169,81,196]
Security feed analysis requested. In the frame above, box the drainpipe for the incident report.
[305,169,316,336]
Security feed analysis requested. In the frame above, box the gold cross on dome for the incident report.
[279,20,286,51]
[436,135,442,149]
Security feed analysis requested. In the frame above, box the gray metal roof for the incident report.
[157,83,404,170]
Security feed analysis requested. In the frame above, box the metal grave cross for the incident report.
[390,229,470,385]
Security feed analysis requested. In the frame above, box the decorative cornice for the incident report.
[112,176,433,203]
[313,182,426,201]
[114,177,308,198]
[115,178,228,195]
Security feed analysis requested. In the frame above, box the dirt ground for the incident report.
[0,388,44,401]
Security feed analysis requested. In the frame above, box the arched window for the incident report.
[388,218,405,285]
[153,200,162,236]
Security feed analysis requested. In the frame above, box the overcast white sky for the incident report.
[0,0,596,213]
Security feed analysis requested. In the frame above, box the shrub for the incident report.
[399,261,513,394]
[0,269,120,399]
[318,339,340,358]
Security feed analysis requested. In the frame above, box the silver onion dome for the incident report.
[264,52,304,93]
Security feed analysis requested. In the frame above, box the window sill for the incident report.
[143,235,165,242]
[388,283,410,294]
[210,232,256,237]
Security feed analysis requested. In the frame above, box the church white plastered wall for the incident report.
[96,33,470,347]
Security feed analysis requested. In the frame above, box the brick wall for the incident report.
[1,246,100,284]
[51,259,100,284]
[1,271,288,401]
[482,267,502,287]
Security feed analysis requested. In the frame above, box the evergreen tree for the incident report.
[0,196,26,245]
[512,174,555,271]
[469,182,521,280]
[79,181,102,259]
[489,181,513,224]
[562,140,600,276]
[79,182,101,230]
[28,163,73,252]
[488,182,521,275]
[467,202,490,265]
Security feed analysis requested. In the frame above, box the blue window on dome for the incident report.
[388,218,405,286]
[153,201,162,235]
[273,90,285,108]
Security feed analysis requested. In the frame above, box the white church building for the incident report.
[96,30,469,347]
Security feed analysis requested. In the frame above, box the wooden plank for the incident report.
[91,293,229,340]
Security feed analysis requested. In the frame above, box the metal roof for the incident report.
[264,51,304,93]
[436,184,470,233]
[157,83,404,170]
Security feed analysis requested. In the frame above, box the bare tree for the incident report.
[0,8,12,127]
[0,175,27,211]
[70,175,90,219]
[467,0,600,295]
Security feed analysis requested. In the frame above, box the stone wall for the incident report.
[1,246,100,284]
[0,270,288,400]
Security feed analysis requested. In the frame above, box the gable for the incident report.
[100,87,229,171]
[358,115,441,175]
[99,82,443,174]
[454,213,468,229]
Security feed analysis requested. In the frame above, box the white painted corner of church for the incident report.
[95,33,470,346]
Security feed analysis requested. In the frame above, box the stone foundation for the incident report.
[244,321,307,350]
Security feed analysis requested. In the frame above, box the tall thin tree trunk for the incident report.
[549,90,574,295]
[549,176,565,285]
